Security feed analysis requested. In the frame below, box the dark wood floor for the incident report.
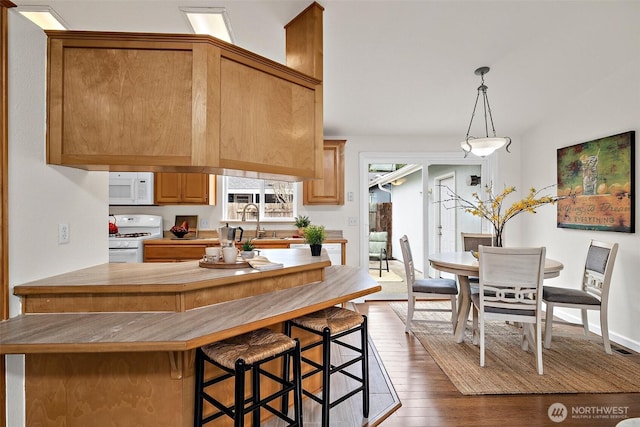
[358,301,640,427]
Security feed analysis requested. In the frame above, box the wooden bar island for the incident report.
[0,249,383,427]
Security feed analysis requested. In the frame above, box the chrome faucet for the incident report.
[241,203,262,238]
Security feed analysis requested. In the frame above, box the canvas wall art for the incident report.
[557,131,634,233]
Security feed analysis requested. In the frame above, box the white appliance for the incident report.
[109,214,163,263]
[109,172,154,205]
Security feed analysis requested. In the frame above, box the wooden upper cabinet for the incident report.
[155,173,216,205]
[218,58,317,179]
[303,140,345,205]
[45,31,323,182]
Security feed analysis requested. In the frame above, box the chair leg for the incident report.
[521,324,534,351]
[405,296,415,333]
[479,315,485,367]
[378,250,383,277]
[544,304,554,349]
[600,307,612,355]
[581,309,590,335]
[384,250,389,273]
[450,295,458,329]
[472,305,479,346]
[535,320,543,375]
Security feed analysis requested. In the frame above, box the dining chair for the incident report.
[461,232,494,252]
[399,235,458,333]
[369,231,389,277]
[543,239,619,354]
[471,245,546,374]
[461,232,493,283]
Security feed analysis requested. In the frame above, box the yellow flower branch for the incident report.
[440,184,563,246]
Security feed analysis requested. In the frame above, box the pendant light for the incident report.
[460,66,512,157]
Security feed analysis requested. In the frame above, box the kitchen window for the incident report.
[222,176,297,222]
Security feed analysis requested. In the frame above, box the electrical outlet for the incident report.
[58,223,70,244]
[200,218,209,229]
[347,191,354,202]
[348,217,358,226]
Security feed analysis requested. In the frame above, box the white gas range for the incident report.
[108,214,163,263]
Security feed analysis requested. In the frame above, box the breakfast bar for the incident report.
[0,249,382,427]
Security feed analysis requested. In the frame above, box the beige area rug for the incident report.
[390,301,640,395]
[368,269,404,282]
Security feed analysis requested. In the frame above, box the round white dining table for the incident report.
[428,251,564,343]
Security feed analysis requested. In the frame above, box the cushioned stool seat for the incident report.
[194,328,303,427]
[285,306,369,427]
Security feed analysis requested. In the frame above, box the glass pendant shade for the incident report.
[460,137,509,157]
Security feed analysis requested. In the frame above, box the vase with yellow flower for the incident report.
[442,184,561,247]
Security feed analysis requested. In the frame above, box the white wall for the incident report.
[390,170,423,272]
[427,164,483,249]
[515,26,640,351]
[6,13,109,426]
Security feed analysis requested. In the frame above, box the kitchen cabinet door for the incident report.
[303,140,345,205]
[155,173,214,205]
[144,244,208,262]
[46,32,322,182]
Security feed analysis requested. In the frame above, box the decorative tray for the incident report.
[199,260,251,269]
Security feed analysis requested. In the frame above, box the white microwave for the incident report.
[109,172,154,205]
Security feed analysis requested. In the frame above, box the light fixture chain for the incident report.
[483,90,498,137]
[465,90,482,140]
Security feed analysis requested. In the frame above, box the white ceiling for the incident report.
[12,0,640,141]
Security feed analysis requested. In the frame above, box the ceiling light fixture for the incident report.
[17,6,68,30]
[180,7,234,44]
[461,66,511,157]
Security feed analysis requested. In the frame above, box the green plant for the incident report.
[294,215,311,228]
[303,225,326,245]
[241,239,255,251]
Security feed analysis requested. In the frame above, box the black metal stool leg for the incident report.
[282,321,292,415]
[234,359,245,427]
[194,348,204,427]
[321,327,331,427]
[292,339,304,427]
[252,363,260,427]
[362,316,370,418]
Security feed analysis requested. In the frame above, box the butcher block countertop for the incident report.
[0,265,379,354]
[14,248,329,295]
[14,249,335,313]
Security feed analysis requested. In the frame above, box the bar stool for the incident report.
[194,328,303,427]
[284,306,369,427]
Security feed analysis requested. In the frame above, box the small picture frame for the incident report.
[175,215,199,238]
